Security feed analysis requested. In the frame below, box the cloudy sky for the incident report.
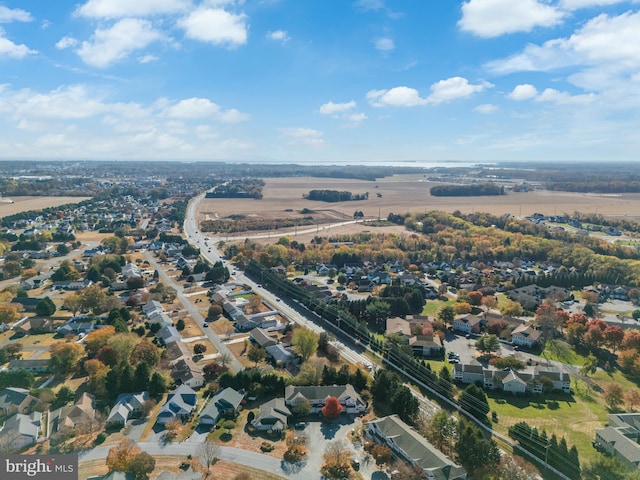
[0,0,639,164]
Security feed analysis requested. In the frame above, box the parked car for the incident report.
[203,323,209,328]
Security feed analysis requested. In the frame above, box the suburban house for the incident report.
[365,415,466,479]
[12,317,54,335]
[0,387,40,417]
[106,392,149,427]
[8,359,50,373]
[171,358,205,389]
[147,310,172,327]
[156,385,198,425]
[164,339,192,363]
[385,317,443,357]
[452,314,482,334]
[49,392,96,433]
[453,363,571,394]
[52,279,93,290]
[0,412,42,452]
[511,323,542,348]
[249,327,277,348]
[199,387,244,426]
[595,414,640,471]
[251,398,291,432]
[156,325,181,344]
[284,384,367,414]
[143,300,163,317]
[265,344,298,367]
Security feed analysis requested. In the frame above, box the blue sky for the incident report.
[0,0,639,164]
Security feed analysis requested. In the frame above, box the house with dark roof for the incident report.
[199,387,243,426]
[454,363,571,394]
[0,387,40,417]
[252,398,291,432]
[157,384,198,425]
[171,358,204,389]
[285,384,366,414]
[365,415,466,479]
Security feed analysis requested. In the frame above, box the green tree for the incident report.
[456,420,500,474]
[426,410,457,455]
[35,297,56,317]
[437,305,455,327]
[134,362,151,392]
[291,327,320,362]
[149,372,167,398]
[391,385,419,424]
[459,384,490,419]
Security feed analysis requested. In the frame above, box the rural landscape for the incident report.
[1,161,640,480]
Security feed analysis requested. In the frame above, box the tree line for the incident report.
[303,190,368,202]
[430,183,505,197]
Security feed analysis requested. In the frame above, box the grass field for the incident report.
[0,196,91,218]
[197,176,640,242]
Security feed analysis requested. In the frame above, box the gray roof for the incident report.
[199,387,244,422]
[367,415,466,479]
[266,344,296,363]
[285,384,364,407]
[253,398,290,429]
[0,387,38,410]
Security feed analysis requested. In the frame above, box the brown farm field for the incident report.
[197,176,640,241]
[0,196,91,218]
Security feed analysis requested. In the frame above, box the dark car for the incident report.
[203,323,209,328]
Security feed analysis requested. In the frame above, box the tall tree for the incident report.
[291,327,320,361]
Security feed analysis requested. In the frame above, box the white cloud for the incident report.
[367,87,427,107]
[559,0,626,9]
[138,54,158,64]
[459,0,564,38]
[266,30,290,43]
[281,127,325,145]
[10,85,109,120]
[0,33,36,59]
[474,104,498,114]
[162,97,249,122]
[77,18,164,68]
[75,0,190,19]
[56,37,78,50]
[373,37,395,52]
[426,76,491,104]
[319,100,356,115]
[535,88,596,104]
[347,112,367,123]
[508,84,538,100]
[486,11,640,93]
[0,6,32,23]
[178,8,248,47]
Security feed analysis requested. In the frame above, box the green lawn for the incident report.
[422,298,452,316]
[542,340,586,366]
[488,385,607,464]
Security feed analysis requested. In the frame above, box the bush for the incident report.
[260,442,274,452]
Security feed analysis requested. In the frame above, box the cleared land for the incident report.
[0,196,91,218]
[197,176,640,241]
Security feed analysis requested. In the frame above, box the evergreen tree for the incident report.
[134,362,151,391]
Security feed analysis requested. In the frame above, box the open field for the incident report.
[0,196,91,218]
[197,176,640,246]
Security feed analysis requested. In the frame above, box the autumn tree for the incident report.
[0,305,20,325]
[291,327,320,361]
[49,341,84,376]
[130,339,160,367]
[245,294,263,314]
[604,383,624,411]
[128,452,155,480]
[625,389,640,411]
[426,410,457,456]
[63,293,83,315]
[106,439,140,472]
[80,284,108,314]
[84,326,116,355]
[321,397,343,420]
[321,440,351,479]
